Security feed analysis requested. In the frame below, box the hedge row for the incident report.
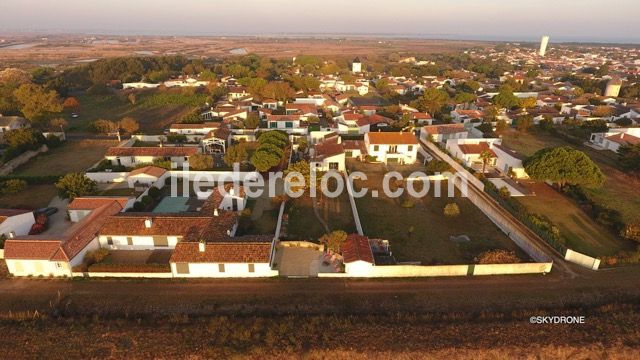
[0,175,61,185]
[88,263,171,273]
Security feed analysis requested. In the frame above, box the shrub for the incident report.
[444,203,460,217]
[133,201,146,211]
[148,187,161,199]
[498,186,511,199]
[84,248,110,266]
[475,250,520,264]
[240,208,252,217]
[425,160,452,175]
[1,179,27,194]
[401,198,415,208]
[621,224,640,243]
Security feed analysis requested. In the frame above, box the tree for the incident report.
[520,97,537,110]
[524,147,605,189]
[454,92,477,107]
[13,83,63,120]
[257,130,289,148]
[3,128,42,150]
[414,88,449,115]
[127,93,137,105]
[166,133,187,144]
[188,154,214,170]
[483,105,499,122]
[62,97,80,110]
[493,86,520,109]
[50,118,69,131]
[618,143,640,172]
[320,230,348,254]
[479,149,494,173]
[224,143,249,166]
[55,173,97,199]
[592,105,614,118]
[119,117,140,134]
[261,81,295,102]
[91,119,118,134]
[495,119,508,133]
[425,160,453,175]
[516,115,533,133]
[244,113,261,129]
[251,150,282,172]
[284,160,317,192]
[444,203,460,217]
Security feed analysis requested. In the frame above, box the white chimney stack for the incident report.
[8,231,15,239]
[214,209,219,217]
[198,241,206,252]
[144,218,153,228]
[229,187,235,196]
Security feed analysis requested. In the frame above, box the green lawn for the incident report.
[12,140,117,176]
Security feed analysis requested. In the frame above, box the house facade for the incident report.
[105,147,199,168]
[364,132,419,165]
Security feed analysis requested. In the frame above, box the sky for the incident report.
[1,0,639,43]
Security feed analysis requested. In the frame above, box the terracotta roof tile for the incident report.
[128,166,167,178]
[342,234,374,264]
[366,132,419,145]
[105,147,199,157]
[68,197,131,210]
[170,241,272,263]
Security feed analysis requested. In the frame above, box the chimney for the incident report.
[144,218,153,228]
[214,209,219,217]
[8,231,15,239]
[229,187,235,196]
[198,240,206,252]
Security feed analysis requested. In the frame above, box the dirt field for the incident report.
[0,184,57,209]
[0,264,638,358]
[0,34,491,65]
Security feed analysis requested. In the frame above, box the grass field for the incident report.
[502,130,640,249]
[0,184,57,209]
[285,191,357,241]
[351,166,526,264]
[64,90,197,133]
[12,140,117,176]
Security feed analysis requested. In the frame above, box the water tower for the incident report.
[539,36,550,57]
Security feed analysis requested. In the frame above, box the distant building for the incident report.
[604,78,622,97]
[539,35,550,57]
[351,57,362,74]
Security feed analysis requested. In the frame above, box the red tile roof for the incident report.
[68,197,131,210]
[105,147,199,157]
[313,138,344,160]
[457,142,496,156]
[606,132,640,146]
[170,241,272,263]
[169,122,220,130]
[366,132,419,145]
[342,234,374,264]
[3,240,63,260]
[422,124,466,135]
[128,166,168,178]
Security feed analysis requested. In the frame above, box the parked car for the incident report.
[71,113,79,118]
[36,207,58,217]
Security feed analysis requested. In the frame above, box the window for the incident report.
[269,122,277,128]
[285,121,293,128]
[407,145,413,151]
[107,237,113,245]
[389,145,398,153]
[329,162,339,170]
[248,264,255,273]
[175,263,190,274]
[218,264,225,272]
[127,237,133,246]
[373,145,379,151]
[55,262,63,269]
[153,236,169,247]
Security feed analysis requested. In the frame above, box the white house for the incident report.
[170,240,277,278]
[351,57,362,74]
[126,166,169,189]
[163,78,210,88]
[98,212,237,251]
[0,209,35,239]
[122,82,160,89]
[105,146,199,168]
[364,132,419,165]
[265,115,308,135]
[341,234,375,276]
[451,110,484,124]
[169,122,221,136]
[3,200,123,277]
[67,197,133,223]
[420,124,468,145]
[491,144,529,179]
[589,128,640,153]
[0,116,30,137]
[446,138,502,172]
[309,136,346,171]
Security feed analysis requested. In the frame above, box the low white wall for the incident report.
[274,201,286,240]
[83,272,173,278]
[171,262,277,278]
[564,249,600,270]
[86,172,129,183]
[472,262,553,275]
[422,140,485,190]
[343,172,364,236]
[0,144,48,176]
[170,170,260,183]
[0,249,4,259]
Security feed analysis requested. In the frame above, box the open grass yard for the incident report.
[64,90,198,133]
[502,130,640,248]
[518,182,633,256]
[284,190,357,241]
[352,169,526,264]
[12,140,117,177]
[0,184,57,209]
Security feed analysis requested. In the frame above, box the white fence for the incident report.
[319,262,553,278]
[0,249,4,259]
[72,272,173,278]
[564,249,601,270]
[86,172,129,183]
[422,140,485,190]
[343,173,364,236]
[86,170,260,184]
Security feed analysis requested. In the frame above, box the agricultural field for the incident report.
[11,139,117,177]
[62,89,203,133]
